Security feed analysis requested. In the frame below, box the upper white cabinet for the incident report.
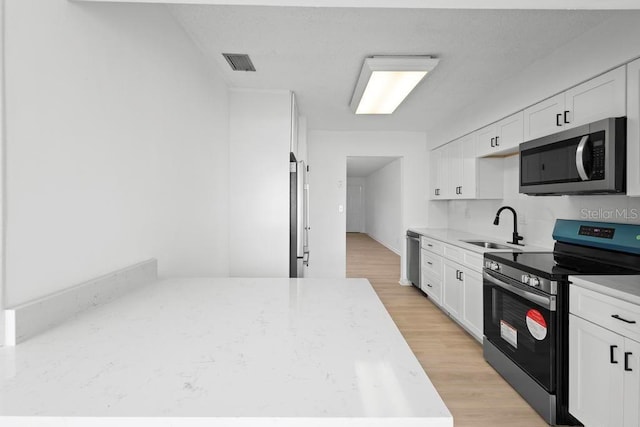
[429,136,503,200]
[430,147,447,200]
[290,93,299,156]
[524,66,626,141]
[627,58,640,197]
[475,111,524,157]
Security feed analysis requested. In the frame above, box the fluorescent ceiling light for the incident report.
[350,56,440,115]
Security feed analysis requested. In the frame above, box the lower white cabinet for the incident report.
[569,285,640,427]
[461,269,483,340]
[443,260,463,319]
[443,258,483,341]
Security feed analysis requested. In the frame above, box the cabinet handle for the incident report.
[427,244,433,247]
[563,110,570,124]
[491,137,495,147]
[612,314,636,324]
[625,352,633,371]
[495,136,499,146]
[556,113,562,127]
[611,345,619,364]
[427,261,433,265]
[459,271,464,281]
[459,186,462,195]
[427,283,433,288]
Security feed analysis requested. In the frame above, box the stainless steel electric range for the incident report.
[483,219,640,425]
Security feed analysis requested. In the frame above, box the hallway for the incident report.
[345,232,548,427]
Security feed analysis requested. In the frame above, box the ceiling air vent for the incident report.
[222,53,256,72]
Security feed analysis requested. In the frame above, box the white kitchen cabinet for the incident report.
[475,111,524,157]
[569,314,624,427]
[524,66,626,141]
[429,136,503,200]
[443,260,463,320]
[442,258,483,341]
[429,146,447,199]
[421,248,444,306]
[290,92,299,156]
[569,285,640,427]
[627,58,640,197]
[461,268,483,340]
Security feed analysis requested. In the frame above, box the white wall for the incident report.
[4,0,230,306]
[364,158,402,254]
[228,89,292,277]
[307,131,426,280]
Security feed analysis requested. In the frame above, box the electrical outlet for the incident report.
[518,212,527,225]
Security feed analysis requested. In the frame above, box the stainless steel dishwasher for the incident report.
[406,231,420,289]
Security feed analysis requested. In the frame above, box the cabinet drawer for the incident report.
[464,251,483,273]
[421,236,445,256]
[421,251,443,279]
[421,271,442,306]
[570,284,640,342]
[444,244,464,264]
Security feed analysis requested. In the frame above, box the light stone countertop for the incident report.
[408,227,551,254]
[0,277,452,427]
[570,275,640,306]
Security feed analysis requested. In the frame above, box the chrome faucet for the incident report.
[494,206,524,246]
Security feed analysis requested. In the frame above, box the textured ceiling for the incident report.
[347,156,398,177]
[168,6,626,132]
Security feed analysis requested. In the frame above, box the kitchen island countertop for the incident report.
[0,277,452,427]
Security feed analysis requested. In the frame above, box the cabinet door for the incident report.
[627,58,640,197]
[447,139,462,198]
[565,66,626,130]
[430,147,444,199]
[569,314,624,427]
[461,268,483,341]
[496,111,524,153]
[475,123,498,158]
[443,261,463,320]
[624,338,640,427]
[524,93,565,141]
[421,271,442,307]
[459,134,476,199]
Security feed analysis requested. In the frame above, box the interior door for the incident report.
[346,183,364,233]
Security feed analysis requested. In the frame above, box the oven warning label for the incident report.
[500,320,518,349]
[526,309,548,341]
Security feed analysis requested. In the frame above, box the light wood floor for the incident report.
[346,232,549,427]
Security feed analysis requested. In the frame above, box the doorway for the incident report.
[346,156,402,255]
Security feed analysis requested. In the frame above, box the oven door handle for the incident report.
[484,271,556,311]
[575,135,590,181]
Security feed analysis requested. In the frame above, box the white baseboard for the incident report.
[4,259,157,346]
[367,234,401,256]
[398,279,412,286]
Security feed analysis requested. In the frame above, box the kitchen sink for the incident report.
[461,240,518,250]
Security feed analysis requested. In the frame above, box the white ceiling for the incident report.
[347,156,398,178]
[167,5,638,132]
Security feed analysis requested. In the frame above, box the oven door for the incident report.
[483,270,557,392]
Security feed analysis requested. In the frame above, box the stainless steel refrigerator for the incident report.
[290,153,310,277]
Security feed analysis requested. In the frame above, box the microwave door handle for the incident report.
[483,271,556,311]
[576,135,590,181]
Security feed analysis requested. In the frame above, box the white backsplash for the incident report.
[446,155,640,249]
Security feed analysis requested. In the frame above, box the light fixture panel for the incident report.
[350,56,439,115]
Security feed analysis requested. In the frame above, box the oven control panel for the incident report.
[521,274,541,288]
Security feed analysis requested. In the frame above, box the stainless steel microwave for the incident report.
[519,117,626,195]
